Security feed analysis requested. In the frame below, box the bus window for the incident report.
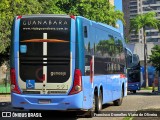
[84,26,88,38]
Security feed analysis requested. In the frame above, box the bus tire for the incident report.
[86,91,103,117]
[95,91,102,113]
[133,90,136,93]
[113,90,123,106]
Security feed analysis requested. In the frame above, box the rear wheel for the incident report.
[95,91,102,113]
[133,90,136,93]
[85,91,103,117]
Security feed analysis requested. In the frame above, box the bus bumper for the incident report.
[11,92,84,111]
[128,83,140,91]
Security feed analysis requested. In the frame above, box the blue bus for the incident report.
[126,50,142,93]
[10,14,127,117]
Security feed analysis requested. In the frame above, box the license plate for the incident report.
[38,99,51,104]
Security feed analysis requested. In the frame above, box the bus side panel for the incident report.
[94,75,113,104]
[75,17,85,74]
[11,17,22,106]
[124,77,128,97]
[71,18,76,59]
[14,17,22,93]
[68,18,76,94]
[82,76,93,109]
[113,76,127,100]
[76,17,93,110]
[112,75,122,100]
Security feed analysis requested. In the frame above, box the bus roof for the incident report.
[18,14,70,18]
[76,16,123,36]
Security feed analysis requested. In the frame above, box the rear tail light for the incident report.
[10,68,21,94]
[17,16,22,19]
[120,74,126,78]
[69,69,82,95]
[70,15,76,19]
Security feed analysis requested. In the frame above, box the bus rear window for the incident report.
[19,16,71,57]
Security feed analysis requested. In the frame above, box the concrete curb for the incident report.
[0,95,11,102]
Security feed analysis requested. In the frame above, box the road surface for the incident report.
[0,90,160,120]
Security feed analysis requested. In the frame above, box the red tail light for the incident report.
[10,68,21,94]
[69,69,82,95]
[70,15,76,19]
[120,74,126,78]
[17,16,22,19]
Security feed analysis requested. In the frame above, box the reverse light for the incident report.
[10,68,21,94]
[69,69,82,95]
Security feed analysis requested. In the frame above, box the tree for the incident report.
[54,0,125,27]
[39,0,64,14]
[0,0,125,66]
[149,45,160,71]
[149,45,160,92]
[0,0,42,65]
[129,12,159,87]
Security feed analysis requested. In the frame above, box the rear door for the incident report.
[18,15,72,94]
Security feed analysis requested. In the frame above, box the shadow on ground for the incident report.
[127,90,160,96]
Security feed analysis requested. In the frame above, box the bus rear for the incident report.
[10,15,83,110]
[127,54,142,93]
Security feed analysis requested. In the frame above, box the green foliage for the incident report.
[149,45,160,71]
[123,116,133,120]
[39,0,64,14]
[130,12,159,87]
[55,0,125,26]
[141,87,158,90]
[0,0,42,54]
[130,12,159,34]
[124,37,129,43]
[0,0,125,66]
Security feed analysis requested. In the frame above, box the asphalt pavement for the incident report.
[0,90,160,120]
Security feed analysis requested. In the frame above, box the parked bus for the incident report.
[126,50,142,93]
[10,14,127,117]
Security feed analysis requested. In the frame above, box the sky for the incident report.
[114,0,123,34]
